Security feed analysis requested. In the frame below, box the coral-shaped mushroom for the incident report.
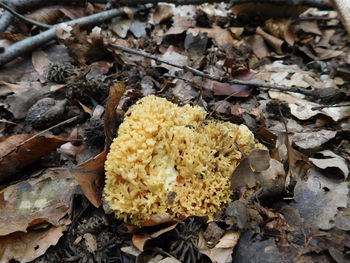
[104,95,265,225]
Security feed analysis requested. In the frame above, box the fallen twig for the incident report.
[0,0,108,32]
[0,115,78,160]
[120,0,332,8]
[108,43,316,97]
[0,7,140,66]
[311,103,350,110]
[0,1,51,29]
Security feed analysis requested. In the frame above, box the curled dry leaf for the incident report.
[310,150,349,179]
[188,27,237,47]
[246,34,270,58]
[0,168,78,236]
[4,81,49,119]
[0,134,67,182]
[104,81,126,147]
[199,231,240,263]
[232,231,291,263]
[264,18,298,46]
[292,130,337,150]
[269,90,350,122]
[132,221,178,251]
[231,149,270,189]
[256,27,284,54]
[71,150,107,208]
[0,226,66,263]
[32,49,51,76]
[257,159,285,198]
[152,3,174,24]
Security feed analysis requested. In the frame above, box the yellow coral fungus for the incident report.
[104,95,265,224]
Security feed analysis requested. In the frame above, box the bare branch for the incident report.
[108,43,316,97]
[0,0,108,32]
[0,1,51,29]
[0,7,141,66]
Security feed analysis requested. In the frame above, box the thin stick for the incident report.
[0,1,51,29]
[109,43,316,97]
[311,103,350,110]
[118,0,332,8]
[0,7,140,66]
[0,115,79,159]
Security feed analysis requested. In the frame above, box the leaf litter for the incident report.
[0,1,349,263]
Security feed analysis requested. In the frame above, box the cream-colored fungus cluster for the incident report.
[104,95,265,225]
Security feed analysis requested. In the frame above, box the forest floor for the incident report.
[0,1,349,263]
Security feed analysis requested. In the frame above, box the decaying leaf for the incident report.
[257,159,286,198]
[310,150,349,179]
[0,168,78,236]
[188,27,237,47]
[4,82,49,119]
[0,134,67,182]
[151,3,174,24]
[292,130,337,150]
[71,150,107,208]
[104,82,126,147]
[199,231,240,263]
[292,168,349,230]
[32,49,51,76]
[231,149,270,189]
[268,90,350,122]
[132,221,178,251]
[0,226,66,263]
[232,231,291,263]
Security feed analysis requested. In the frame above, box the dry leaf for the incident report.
[310,150,349,179]
[248,149,270,172]
[188,27,237,46]
[4,82,49,119]
[157,46,188,73]
[258,159,286,198]
[0,134,67,182]
[269,90,350,121]
[0,168,78,236]
[0,226,66,263]
[71,150,107,208]
[32,49,51,75]
[152,4,174,24]
[265,18,298,46]
[256,27,284,53]
[293,168,349,230]
[104,82,126,147]
[200,231,240,263]
[297,21,322,35]
[132,221,178,251]
[246,34,270,58]
[292,130,337,149]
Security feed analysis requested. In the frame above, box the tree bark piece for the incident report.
[0,7,138,66]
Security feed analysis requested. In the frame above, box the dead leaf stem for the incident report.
[109,43,317,97]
